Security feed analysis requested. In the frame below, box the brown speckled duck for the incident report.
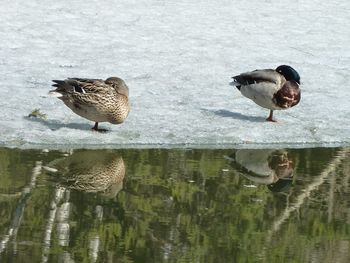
[50,77,130,132]
[230,65,301,122]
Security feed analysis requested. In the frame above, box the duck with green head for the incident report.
[230,65,301,122]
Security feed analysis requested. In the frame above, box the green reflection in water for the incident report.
[0,147,349,262]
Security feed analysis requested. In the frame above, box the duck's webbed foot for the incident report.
[92,122,109,133]
[266,110,277,122]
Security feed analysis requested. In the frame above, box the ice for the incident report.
[0,0,349,149]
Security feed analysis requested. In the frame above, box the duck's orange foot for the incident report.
[266,110,277,122]
[266,117,277,122]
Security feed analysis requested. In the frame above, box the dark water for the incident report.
[0,147,350,263]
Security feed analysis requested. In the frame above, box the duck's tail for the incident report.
[49,79,74,97]
[51,79,72,91]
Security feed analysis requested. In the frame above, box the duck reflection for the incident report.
[55,150,125,198]
[232,149,294,192]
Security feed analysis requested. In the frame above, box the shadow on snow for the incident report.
[24,116,96,131]
[202,109,266,123]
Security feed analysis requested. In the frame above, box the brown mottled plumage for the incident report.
[50,77,130,132]
[57,151,125,198]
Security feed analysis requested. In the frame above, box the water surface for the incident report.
[0,147,349,262]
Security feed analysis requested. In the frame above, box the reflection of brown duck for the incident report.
[232,149,294,191]
[56,151,125,198]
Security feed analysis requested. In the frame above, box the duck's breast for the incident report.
[63,98,110,122]
[107,96,130,124]
[273,81,300,109]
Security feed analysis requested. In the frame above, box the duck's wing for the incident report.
[68,78,102,84]
[232,69,281,86]
[51,78,107,95]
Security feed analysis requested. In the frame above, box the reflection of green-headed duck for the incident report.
[230,65,300,121]
[56,151,125,198]
[50,77,130,132]
[232,149,294,191]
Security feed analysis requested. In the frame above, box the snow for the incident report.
[0,0,349,149]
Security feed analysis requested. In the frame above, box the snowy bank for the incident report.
[0,0,349,149]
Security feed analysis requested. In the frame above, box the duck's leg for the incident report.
[92,122,99,130]
[92,122,108,133]
[266,110,277,122]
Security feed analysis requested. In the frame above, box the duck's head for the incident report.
[106,77,129,97]
[276,65,300,84]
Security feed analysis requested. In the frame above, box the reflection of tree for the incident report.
[42,186,68,263]
[0,161,41,257]
[266,149,350,237]
[1,147,350,262]
[263,149,350,263]
[43,150,126,262]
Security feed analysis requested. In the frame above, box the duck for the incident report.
[53,150,125,198]
[229,149,294,192]
[50,77,130,132]
[230,65,301,122]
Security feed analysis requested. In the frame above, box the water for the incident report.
[1,0,350,148]
[0,147,349,262]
